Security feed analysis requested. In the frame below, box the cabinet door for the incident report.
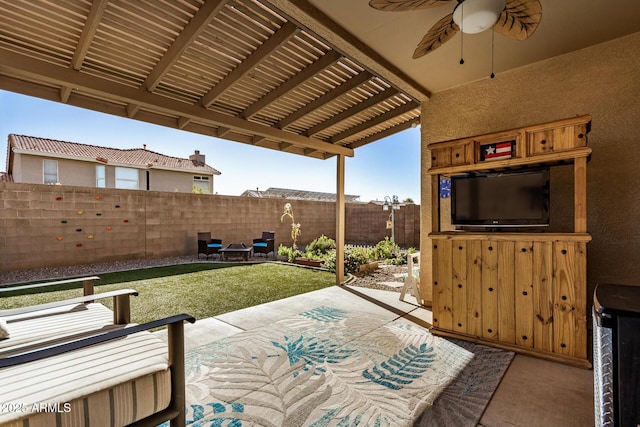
[552,241,588,359]
[532,241,554,353]
[481,241,499,341]
[466,241,483,337]
[527,125,587,156]
[430,148,451,168]
[432,239,453,330]
[451,145,469,166]
[515,241,534,349]
[497,241,516,344]
[451,242,467,333]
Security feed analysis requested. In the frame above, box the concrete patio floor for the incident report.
[155,285,595,426]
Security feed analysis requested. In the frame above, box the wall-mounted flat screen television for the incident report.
[451,168,550,229]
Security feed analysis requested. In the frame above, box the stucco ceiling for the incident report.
[307,0,640,93]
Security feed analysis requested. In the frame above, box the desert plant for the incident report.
[280,203,301,250]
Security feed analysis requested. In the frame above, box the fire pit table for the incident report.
[218,243,253,261]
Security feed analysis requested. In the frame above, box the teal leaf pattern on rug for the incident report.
[362,343,436,390]
[300,306,349,322]
[272,335,355,376]
[310,409,389,427]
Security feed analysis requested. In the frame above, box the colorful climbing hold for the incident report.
[76,243,83,247]
[56,236,63,241]
[61,220,67,224]
[115,205,121,208]
[87,234,94,239]
[96,213,102,216]
[106,226,112,231]
[55,197,63,201]
[76,228,82,232]
[95,195,101,200]
[77,210,84,215]
[123,219,129,223]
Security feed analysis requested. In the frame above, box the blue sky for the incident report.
[0,90,420,203]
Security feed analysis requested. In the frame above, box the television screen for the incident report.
[451,169,550,228]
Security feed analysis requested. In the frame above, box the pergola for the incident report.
[0,0,426,283]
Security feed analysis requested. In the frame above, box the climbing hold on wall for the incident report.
[77,210,84,215]
[96,213,102,216]
[76,228,82,232]
[56,236,63,241]
[95,195,101,200]
[87,234,94,239]
[115,205,121,208]
[123,219,129,223]
[76,243,83,247]
[55,196,62,201]
[106,226,112,231]
[61,220,67,224]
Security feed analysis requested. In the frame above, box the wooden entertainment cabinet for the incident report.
[427,115,592,368]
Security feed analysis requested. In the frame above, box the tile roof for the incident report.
[241,187,361,203]
[8,135,220,175]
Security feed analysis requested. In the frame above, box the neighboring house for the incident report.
[240,187,361,203]
[5,135,221,193]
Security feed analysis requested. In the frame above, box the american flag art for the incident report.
[481,141,514,161]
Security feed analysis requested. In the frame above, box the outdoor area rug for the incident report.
[161,306,513,426]
[418,338,515,426]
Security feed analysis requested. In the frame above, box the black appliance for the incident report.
[593,283,640,426]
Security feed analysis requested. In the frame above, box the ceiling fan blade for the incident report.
[494,0,542,40]
[413,13,459,58]
[369,0,453,12]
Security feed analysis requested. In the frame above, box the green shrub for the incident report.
[305,235,336,257]
[278,244,303,263]
[374,237,399,260]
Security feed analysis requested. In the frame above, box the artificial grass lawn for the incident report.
[0,263,336,324]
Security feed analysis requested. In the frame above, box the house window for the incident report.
[43,159,58,184]
[193,175,210,193]
[115,167,139,190]
[96,165,105,188]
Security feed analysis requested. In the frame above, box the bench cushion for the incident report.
[0,303,116,356]
[253,242,268,247]
[0,329,170,426]
[207,243,222,248]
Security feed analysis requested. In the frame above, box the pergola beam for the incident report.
[346,118,420,150]
[71,0,109,70]
[242,50,341,119]
[277,71,372,129]
[0,48,353,157]
[264,0,430,101]
[145,0,229,91]
[330,101,419,143]
[305,87,398,137]
[201,21,298,108]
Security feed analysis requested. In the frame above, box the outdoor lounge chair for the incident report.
[252,231,275,259]
[197,231,222,259]
[0,276,194,427]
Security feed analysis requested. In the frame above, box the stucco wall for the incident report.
[420,32,640,305]
[0,182,419,273]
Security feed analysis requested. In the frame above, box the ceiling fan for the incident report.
[369,0,542,59]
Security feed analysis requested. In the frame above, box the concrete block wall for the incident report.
[0,182,420,272]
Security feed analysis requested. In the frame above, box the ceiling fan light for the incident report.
[453,0,506,34]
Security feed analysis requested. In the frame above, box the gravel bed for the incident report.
[0,256,409,292]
